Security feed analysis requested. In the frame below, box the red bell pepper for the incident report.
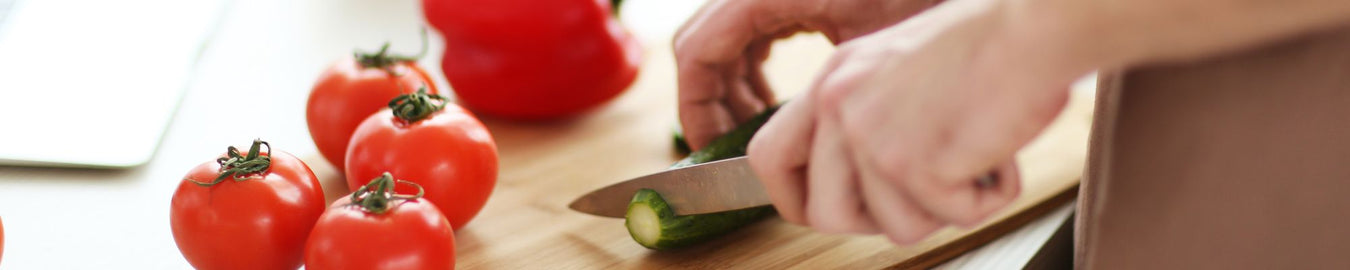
[423,0,642,120]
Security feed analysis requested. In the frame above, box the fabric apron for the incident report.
[1077,25,1350,269]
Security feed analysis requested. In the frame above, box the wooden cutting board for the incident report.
[309,34,1092,269]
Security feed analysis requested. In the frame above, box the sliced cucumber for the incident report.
[626,106,780,250]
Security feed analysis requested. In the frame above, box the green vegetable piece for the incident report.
[626,106,780,250]
[626,189,776,249]
[672,126,692,155]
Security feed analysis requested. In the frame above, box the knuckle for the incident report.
[672,45,692,64]
[806,207,847,234]
[672,40,706,71]
[747,135,790,178]
[838,110,872,142]
[813,79,850,114]
[870,147,912,182]
[673,51,699,72]
[746,139,776,174]
[672,29,689,49]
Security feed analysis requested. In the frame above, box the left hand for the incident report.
[746,0,1088,243]
[673,0,943,150]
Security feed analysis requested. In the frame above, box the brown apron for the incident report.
[1076,26,1350,269]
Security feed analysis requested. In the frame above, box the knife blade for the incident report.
[569,156,1006,218]
[568,157,770,218]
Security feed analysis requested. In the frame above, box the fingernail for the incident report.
[975,171,998,189]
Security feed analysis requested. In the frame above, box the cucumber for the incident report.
[673,105,778,167]
[626,106,779,250]
[672,126,692,155]
[626,189,776,249]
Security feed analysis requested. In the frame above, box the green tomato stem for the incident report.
[350,172,426,214]
[191,139,272,187]
[388,87,447,123]
[354,29,429,72]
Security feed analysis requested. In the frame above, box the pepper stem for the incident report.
[350,172,426,214]
[388,87,446,123]
[191,139,272,186]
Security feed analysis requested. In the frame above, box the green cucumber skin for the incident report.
[626,189,775,249]
[627,106,780,250]
[672,127,692,155]
[672,105,779,168]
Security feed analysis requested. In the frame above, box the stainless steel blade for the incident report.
[568,157,771,218]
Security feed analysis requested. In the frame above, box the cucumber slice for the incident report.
[626,106,780,250]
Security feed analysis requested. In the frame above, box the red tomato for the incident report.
[305,173,456,270]
[307,45,439,171]
[170,140,326,270]
[346,91,497,230]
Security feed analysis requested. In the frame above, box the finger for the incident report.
[858,165,941,245]
[725,38,778,122]
[983,160,1022,219]
[745,36,777,105]
[672,0,721,37]
[909,88,1066,225]
[675,0,811,148]
[820,73,939,243]
[678,73,738,150]
[674,0,751,149]
[726,60,768,122]
[746,47,858,225]
[804,116,879,234]
[747,94,815,225]
[819,0,943,43]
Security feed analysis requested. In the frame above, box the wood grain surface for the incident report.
[304,34,1094,269]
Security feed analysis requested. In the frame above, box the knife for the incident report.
[568,156,1004,218]
[569,157,768,218]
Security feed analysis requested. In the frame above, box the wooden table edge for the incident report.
[889,183,1081,269]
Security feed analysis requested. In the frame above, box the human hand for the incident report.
[747,0,1089,243]
[674,0,942,150]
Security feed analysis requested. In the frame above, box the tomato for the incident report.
[170,140,326,270]
[305,173,455,270]
[307,44,439,171]
[346,90,497,230]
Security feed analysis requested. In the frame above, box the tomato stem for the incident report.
[354,29,429,72]
[388,87,446,123]
[190,139,272,186]
[351,172,426,214]
[611,0,624,17]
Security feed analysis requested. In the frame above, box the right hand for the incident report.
[674,0,944,150]
[746,0,1084,242]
